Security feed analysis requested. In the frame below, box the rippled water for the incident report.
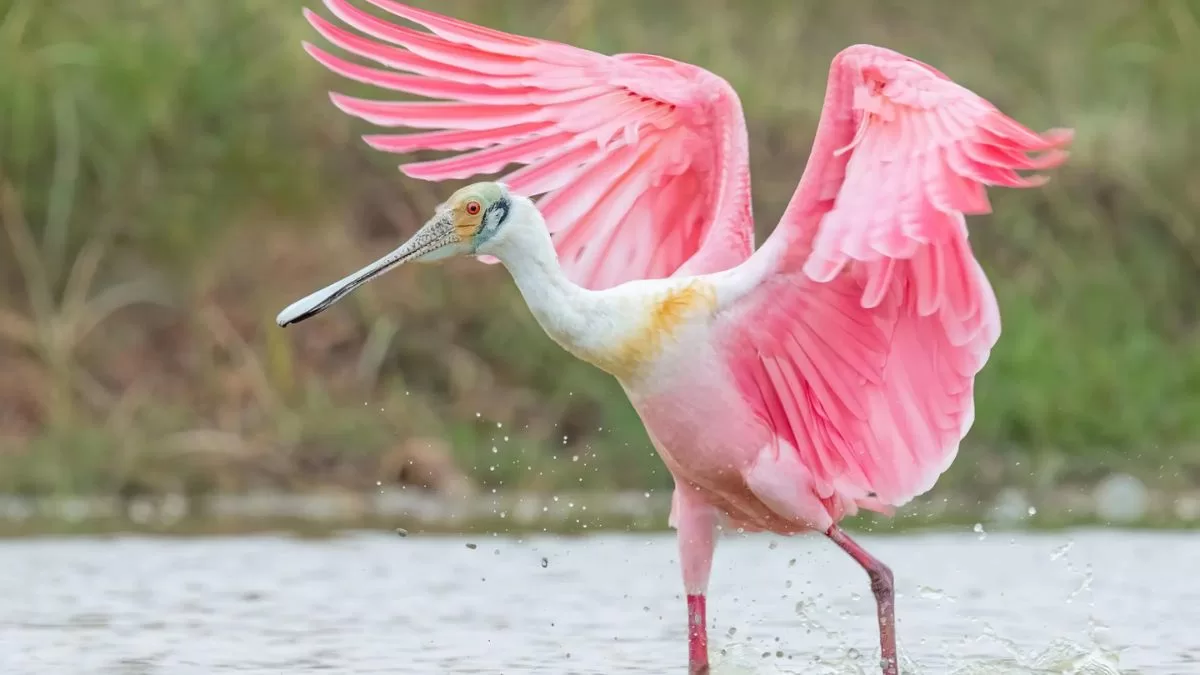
[2,529,1195,674]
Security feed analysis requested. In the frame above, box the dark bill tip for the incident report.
[275,280,352,327]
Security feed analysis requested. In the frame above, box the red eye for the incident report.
[465,201,481,215]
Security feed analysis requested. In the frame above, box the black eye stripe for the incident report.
[483,198,509,231]
[473,197,510,250]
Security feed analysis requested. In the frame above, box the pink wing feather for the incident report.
[726,45,1071,508]
[304,0,754,288]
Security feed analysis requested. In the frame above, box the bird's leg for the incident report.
[672,487,719,675]
[686,593,708,674]
[826,525,898,675]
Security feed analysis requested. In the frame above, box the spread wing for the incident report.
[305,0,755,288]
[720,45,1071,507]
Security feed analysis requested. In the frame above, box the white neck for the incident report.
[489,206,595,356]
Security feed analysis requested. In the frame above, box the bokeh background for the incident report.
[3,0,1198,532]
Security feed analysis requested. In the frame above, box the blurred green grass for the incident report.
[1,0,1198,498]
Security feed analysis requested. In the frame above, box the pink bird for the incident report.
[276,2,1072,672]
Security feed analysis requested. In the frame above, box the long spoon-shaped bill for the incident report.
[275,214,459,327]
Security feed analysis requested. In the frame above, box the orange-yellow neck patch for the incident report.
[588,281,718,380]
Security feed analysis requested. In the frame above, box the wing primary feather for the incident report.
[305,9,520,86]
[363,122,554,154]
[323,0,536,76]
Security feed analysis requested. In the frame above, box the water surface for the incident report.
[2,529,1195,674]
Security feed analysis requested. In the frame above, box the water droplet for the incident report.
[1067,565,1094,602]
[918,585,954,602]
[394,528,408,537]
[973,522,987,540]
[1027,505,1038,516]
[1050,541,1074,561]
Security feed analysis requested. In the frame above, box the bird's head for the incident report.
[276,181,527,327]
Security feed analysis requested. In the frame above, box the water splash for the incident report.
[950,638,1122,674]
[709,638,923,675]
[708,640,790,673]
[793,598,840,640]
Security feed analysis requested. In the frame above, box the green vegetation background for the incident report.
[2,0,1197,499]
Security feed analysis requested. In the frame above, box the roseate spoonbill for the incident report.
[275,2,1072,672]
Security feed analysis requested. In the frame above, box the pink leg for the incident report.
[686,593,708,673]
[672,486,718,675]
[827,525,898,675]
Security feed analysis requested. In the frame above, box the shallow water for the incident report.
[1,529,1195,674]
